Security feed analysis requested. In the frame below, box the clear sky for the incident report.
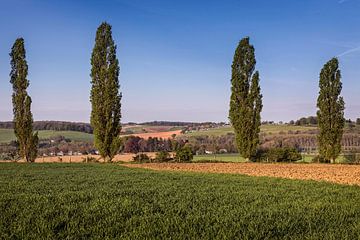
[0,0,359,123]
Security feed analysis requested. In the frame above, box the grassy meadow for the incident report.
[1,163,360,239]
[0,129,94,143]
[0,124,331,143]
[193,153,246,162]
[185,124,318,137]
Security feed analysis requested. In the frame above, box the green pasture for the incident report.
[184,124,318,137]
[1,163,360,239]
[193,153,246,162]
[0,129,93,143]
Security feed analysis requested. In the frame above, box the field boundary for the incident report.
[123,162,360,186]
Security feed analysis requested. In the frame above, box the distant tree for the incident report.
[308,116,317,125]
[317,58,345,163]
[155,151,171,162]
[90,22,122,162]
[123,136,141,153]
[133,153,150,163]
[9,38,38,162]
[294,116,318,126]
[229,37,263,161]
[175,145,193,162]
[345,119,352,123]
[289,120,295,125]
[348,122,355,131]
[356,118,360,125]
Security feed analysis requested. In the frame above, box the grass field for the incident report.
[185,125,318,137]
[193,153,246,162]
[0,127,182,143]
[0,129,94,143]
[1,163,360,239]
[0,124,320,143]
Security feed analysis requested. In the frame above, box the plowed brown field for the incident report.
[124,163,360,186]
[123,130,181,139]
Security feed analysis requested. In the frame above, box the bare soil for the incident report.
[123,130,181,140]
[124,162,360,186]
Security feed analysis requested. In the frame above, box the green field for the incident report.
[193,153,246,162]
[0,129,93,143]
[1,163,360,239]
[0,125,318,143]
[185,125,318,137]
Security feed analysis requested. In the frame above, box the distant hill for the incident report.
[0,121,93,133]
[139,121,222,127]
[0,129,94,144]
[0,120,226,133]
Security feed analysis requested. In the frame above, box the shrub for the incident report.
[154,151,171,162]
[254,147,301,162]
[82,156,98,163]
[0,153,19,161]
[175,146,193,162]
[344,152,360,164]
[133,153,151,163]
[311,155,330,163]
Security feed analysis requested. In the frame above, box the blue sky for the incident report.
[0,0,359,123]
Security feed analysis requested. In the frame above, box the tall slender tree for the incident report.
[10,38,38,162]
[317,58,345,163]
[229,37,262,161]
[90,22,122,162]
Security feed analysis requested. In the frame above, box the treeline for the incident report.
[0,136,95,160]
[289,116,318,126]
[139,121,224,127]
[0,121,93,133]
[289,116,360,126]
[2,130,360,160]
[122,136,187,153]
[0,120,227,134]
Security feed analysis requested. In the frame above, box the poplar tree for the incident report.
[317,58,345,163]
[229,37,262,161]
[90,22,122,162]
[10,38,38,162]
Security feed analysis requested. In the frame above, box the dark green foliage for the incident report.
[82,156,99,163]
[133,153,151,163]
[356,118,360,125]
[317,58,345,163]
[193,159,227,163]
[344,151,360,164]
[0,121,93,133]
[229,37,262,160]
[175,145,193,162]
[294,116,318,126]
[155,151,171,162]
[0,152,19,161]
[90,22,122,162]
[312,155,330,163]
[254,147,302,162]
[9,38,38,162]
[2,164,360,239]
